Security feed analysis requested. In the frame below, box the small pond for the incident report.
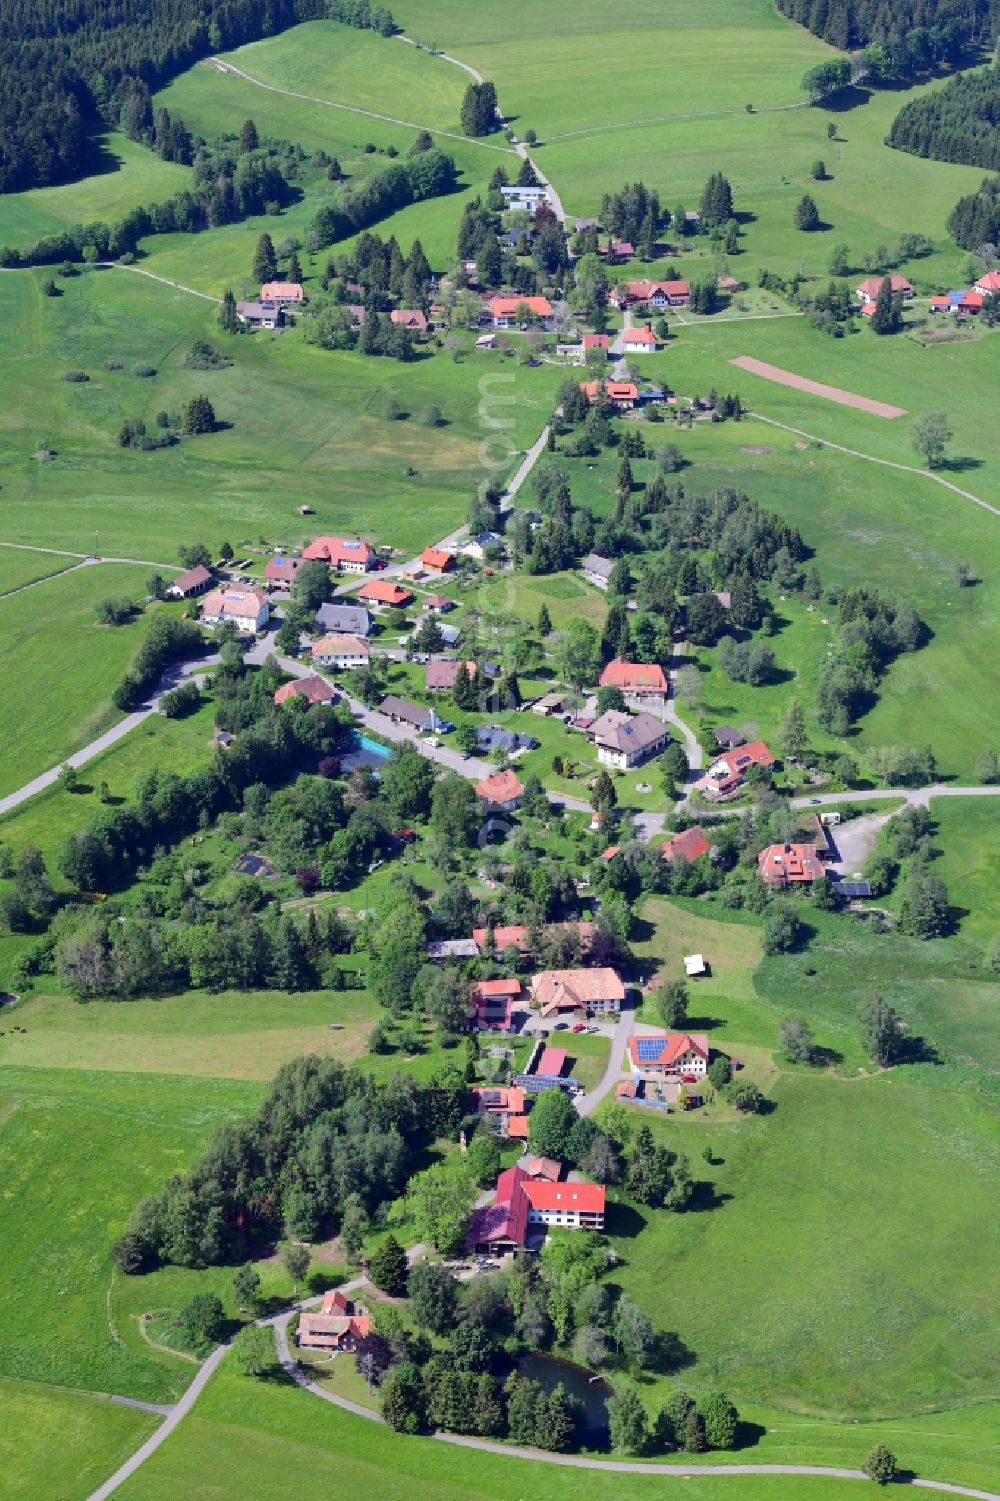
[517,1352,611,1442]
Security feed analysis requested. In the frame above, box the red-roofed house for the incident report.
[579,379,638,408]
[855,274,913,304]
[757,841,824,886]
[616,1078,641,1100]
[662,279,691,306]
[582,332,610,353]
[471,977,522,1030]
[488,295,553,328]
[311,633,370,669]
[391,309,428,331]
[975,271,1000,295]
[426,659,476,692]
[599,659,669,703]
[303,536,375,573]
[264,555,304,587]
[474,769,523,811]
[694,738,775,800]
[929,296,951,314]
[531,967,626,1018]
[260,281,304,305]
[661,826,711,863]
[957,289,984,314]
[200,586,269,633]
[298,1311,371,1350]
[466,1164,605,1253]
[274,675,336,707]
[165,565,213,599]
[628,1032,709,1078]
[420,546,454,572]
[472,921,596,958]
[469,1087,526,1137]
[623,322,659,353]
[357,578,413,608]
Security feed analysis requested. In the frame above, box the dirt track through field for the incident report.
[730,356,907,418]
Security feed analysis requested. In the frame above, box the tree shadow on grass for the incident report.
[605,1201,647,1240]
[646,1329,697,1375]
[808,1044,844,1068]
[686,1179,733,1213]
[938,456,984,473]
[733,1418,768,1452]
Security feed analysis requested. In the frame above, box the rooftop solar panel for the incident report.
[482,1089,503,1104]
[636,1037,665,1061]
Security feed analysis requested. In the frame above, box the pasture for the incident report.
[0,1377,157,1501]
[0,548,80,594]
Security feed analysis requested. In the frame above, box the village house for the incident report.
[259,281,304,307]
[466,1164,606,1255]
[581,553,614,589]
[854,274,914,304]
[616,1078,642,1101]
[610,239,634,261]
[487,295,553,329]
[757,841,825,886]
[628,1032,709,1079]
[500,184,550,212]
[420,546,454,572]
[298,1289,371,1351]
[471,977,523,1030]
[975,271,1000,295]
[426,938,480,961]
[531,966,626,1018]
[521,1154,563,1181]
[461,530,504,562]
[623,322,659,353]
[469,1085,526,1133]
[422,594,454,614]
[235,300,283,329]
[582,332,610,355]
[661,826,711,863]
[612,279,690,310]
[717,275,743,293]
[263,555,303,589]
[199,585,269,634]
[311,633,370,670]
[599,659,669,704]
[273,675,336,708]
[588,709,670,769]
[314,602,373,637]
[579,379,638,409]
[303,536,375,573]
[426,659,477,692]
[165,564,213,599]
[475,724,539,755]
[357,578,414,610]
[693,738,775,800]
[474,768,524,811]
[378,695,437,731]
[472,921,595,957]
[390,308,428,332]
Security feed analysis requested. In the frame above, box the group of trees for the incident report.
[310,147,457,249]
[947,174,1000,249]
[815,587,924,736]
[889,63,1000,171]
[608,1384,739,1455]
[460,81,499,136]
[779,0,987,73]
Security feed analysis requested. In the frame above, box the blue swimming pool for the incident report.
[356,733,389,761]
[339,731,391,774]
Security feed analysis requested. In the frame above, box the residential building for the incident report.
[469,1085,526,1132]
[599,659,669,703]
[311,633,370,670]
[623,322,659,353]
[461,530,504,561]
[378,695,436,731]
[259,281,304,306]
[426,938,480,960]
[714,724,742,748]
[474,769,524,811]
[422,594,454,614]
[471,977,523,1030]
[975,271,1000,295]
[426,659,477,692]
[855,274,913,303]
[235,300,283,329]
[475,724,539,755]
[581,553,614,589]
[390,308,428,331]
[616,1078,642,1100]
[314,602,373,637]
[420,546,454,572]
[472,921,595,957]
[588,709,669,769]
[579,379,638,408]
[357,579,414,609]
[273,675,335,707]
[661,826,711,863]
[521,1155,562,1181]
[717,275,743,292]
[487,295,553,328]
[165,565,213,599]
[303,536,375,573]
[500,184,550,212]
[531,967,626,1018]
[757,841,825,886]
[582,332,610,354]
[466,1163,605,1254]
[531,690,566,715]
[263,555,303,588]
[610,239,634,260]
[693,738,775,800]
[298,1291,371,1351]
[199,586,269,633]
[628,1032,709,1079]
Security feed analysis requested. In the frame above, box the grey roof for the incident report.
[581,553,614,580]
[589,710,669,755]
[476,725,540,754]
[379,695,434,729]
[315,602,372,637]
[426,938,480,960]
[714,725,742,747]
[836,880,872,898]
[439,623,461,645]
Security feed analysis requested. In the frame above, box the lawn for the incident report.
[632,895,765,1043]
[925,796,1000,954]
[0,989,378,1080]
[0,1376,157,1501]
[0,1067,262,1400]
[0,548,79,594]
[0,564,164,798]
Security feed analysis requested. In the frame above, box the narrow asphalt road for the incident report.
[574,1002,635,1117]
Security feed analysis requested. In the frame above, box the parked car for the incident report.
[571,1023,586,1033]
[553,1022,569,1031]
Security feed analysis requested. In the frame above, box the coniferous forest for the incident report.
[774,0,996,72]
[888,64,1000,171]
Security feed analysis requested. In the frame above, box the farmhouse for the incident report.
[599,659,669,703]
[390,308,428,331]
[471,977,523,1030]
[532,966,626,1018]
[199,586,269,633]
[472,921,595,957]
[235,300,283,329]
[273,675,335,707]
[488,295,553,328]
[426,659,477,692]
[757,841,825,886]
[314,602,372,637]
[579,379,638,409]
[854,274,913,304]
[420,546,454,572]
[615,279,689,308]
[693,738,775,800]
[357,579,414,609]
[422,594,454,614]
[623,322,659,352]
[582,332,610,354]
[474,768,524,811]
[466,1164,606,1254]
[469,1085,526,1132]
[378,695,436,731]
[628,1032,709,1079]
[259,281,304,306]
[303,536,375,573]
[581,553,614,589]
[661,826,711,863]
[263,555,303,588]
[165,565,213,599]
[311,633,370,669]
[588,709,669,769]
[500,184,550,212]
[298,1290,371,1351]
[975,271,1000,294]
[461,530,504,561]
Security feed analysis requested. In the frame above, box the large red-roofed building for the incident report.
[466,1164,605,1253]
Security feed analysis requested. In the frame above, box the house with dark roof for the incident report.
[264,555,303,588]
[314,602,373,637]
[588,709,669,769]
[378,695,436,731]
[475,724,539,755]
[235,300,283,329]
[580,553,614,589]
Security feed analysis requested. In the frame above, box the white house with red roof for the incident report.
[298,1289,370,1351]
[259,281,304,306]
[599,659,669,703]
[855,274,913,304]
[165,564,213,599]
[628,1032,709,1079]
[474,769,524,811]
[200,586,269,633]
[975,271,1000,295]
[582,332,610,354]
[311,633,370,669]
[531,966,626,1018]
[273,675,336,707]
[623,322,659,353]
[693,738,775,800]
[488,295,553,328]
[579,379,638,409]
[757,841,825,886]
[357,578,413,609]
[466,1164,605,1254]
[302,536,375,573]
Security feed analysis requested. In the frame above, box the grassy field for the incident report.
[0,1066,262,1399]
[0,548,80,594]
[929,797,1000,951]
[0,564,163,798]
[0,1376,157,1501]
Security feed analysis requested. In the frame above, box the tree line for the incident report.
[775,0,992,72]
[888,63,1000,170]
[310,148,457,249]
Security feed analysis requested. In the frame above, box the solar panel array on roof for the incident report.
[515,1074,563,1094]
[482,1089,503,1104]
[636,1037,665,1061]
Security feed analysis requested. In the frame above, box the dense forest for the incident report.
[774,0,997,72]
[947,174,1000,248]
[0,0,326,192]
[888,64,1000,170]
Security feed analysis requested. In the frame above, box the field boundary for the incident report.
[731,357,907,419]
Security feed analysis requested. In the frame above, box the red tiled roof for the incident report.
[391,308,427,330]
[536,1046,567,1076]
[273,675,334,706]
[312,632,369,658]
[358,579,413,605]
[421,547,454,570]
[856,274,912,300]
[661,825,711,863]
[472,921,595,954]
[532,967,625,1016]
[264,556,303,581]
[757,842,824,883]
[522,1179,605,1215]
[474,769,524,803]
[488,295,553,318]
[975,271,1000,293]
[507,1115,530,1138]
[627,1032,709,1068]
[616,1078,639,1099]
[303,536,375,567]
[722,738,775,771]
[260,281,303,301]
[470,1086,525,1114]
[473,978,522,999]
[467,1163,531,1246]
[625,324,658,345]
[663,279,690,296]
[582,332,609,349]
[426,659,476,691]
[599,659,668,692]
[170,565,213,593]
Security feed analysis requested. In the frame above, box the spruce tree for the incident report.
[369,1233,408,1295]
[517,154,538,186]
[218,288,238,333]
[239,119,259,153]
[794,194,820,231]
[869,275,900,334]
[538,602,552,635]
[477,229,502,286]
[287,251,303,285]
[699,171,734,226]
[182,395,216,435]
[252,232,277,284]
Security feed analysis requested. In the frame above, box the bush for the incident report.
[726,1080,766,1114]
[105,359,123,371]
[133,362,157,378]
[64,369,89,382]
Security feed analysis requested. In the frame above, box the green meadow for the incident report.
[0,547,78,594]
[0,1376,157,1501]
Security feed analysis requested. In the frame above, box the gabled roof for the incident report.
[719,738,775,772]
[532,967,625,1015]
[264,555,303,582]
[579,380,639,403]
[274,675,334,706]
[260,281,303,301]
[599,660,668,692]
[625,324,658,345]
[391,308,427,330]
[358,579,413,605]
[582,332,610,349]
[472,921,595,954]
[975,271,1000,293]
[661,825,711,863]
[473,977,522,999]
[535,1046,567,1076]
[312,632,369,657]
[314,602,372,635]
[426,659,476,690]
[421,546,454,570]
[474,769,524,803]
[589,709,668,755]
[628,1032,709,1068]
[378,694,432,727]
[201,586,267,620]
[855,274,912,299]
[488,295,553,318]
[303,536,375,567]
[523,1179,605,1214]
[581,552,614,578]
[170,564,213,593]
[757,842,824,882]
